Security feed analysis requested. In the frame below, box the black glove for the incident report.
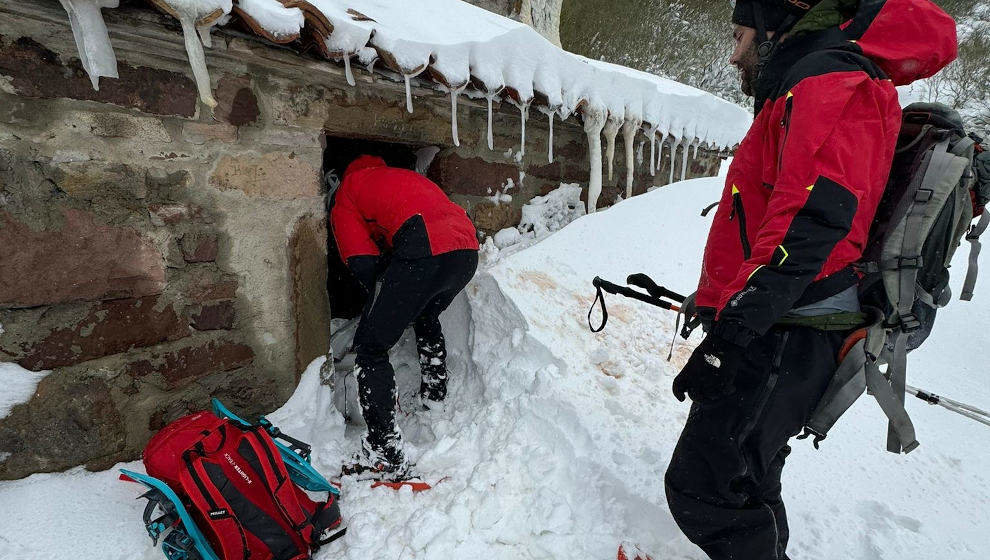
[672,332,748,402]
[346,255,380,295]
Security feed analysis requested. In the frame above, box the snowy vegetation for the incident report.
[561,0,990,133]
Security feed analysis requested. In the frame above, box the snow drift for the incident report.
[1,177,988,559]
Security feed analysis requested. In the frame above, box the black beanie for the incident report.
[732,0,816,32]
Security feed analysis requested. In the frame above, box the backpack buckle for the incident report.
[914,188,934,202]
[897,256,924,269]
[900,313,922,332]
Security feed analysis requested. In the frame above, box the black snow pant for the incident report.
[353,249,478,448]
[664,325,846,560]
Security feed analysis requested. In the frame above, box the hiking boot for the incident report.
[420,368,448,403]
[340,433,412,482]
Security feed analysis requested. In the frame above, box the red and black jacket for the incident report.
[331,156,479,285]
[697,0,957,345]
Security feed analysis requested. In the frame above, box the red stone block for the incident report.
[125,339,254,390]
[0,36,197,117]
[0,209,165,308]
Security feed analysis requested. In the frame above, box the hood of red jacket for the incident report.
[851,0,957,86]
[345,155,387,177]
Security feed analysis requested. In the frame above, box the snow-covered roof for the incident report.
[62,0,751,153]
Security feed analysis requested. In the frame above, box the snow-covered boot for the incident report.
[340,432,412,482]
[418,336,448,403]
[420,368,449,407]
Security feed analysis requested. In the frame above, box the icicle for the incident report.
[197,24,213,48]
[178,14,217,108]
[622,120,639,199]
[366,58,378,82]
[518,102,529,158]
[404,74,413,113]
[655,134,662,175]
[680,138,690,181]
[603,118,621,182]
[58,0,119,90]
[668,140,676,186]
[449,87,461,147]
[486,95,495,151]
[650,130,663,177]
[584,107,606,213]
[692,141,698,160]
[343,55,355,87]
[548,110,554,163]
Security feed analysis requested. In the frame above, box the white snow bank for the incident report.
[0,362,50,420]
[3,178,986,559]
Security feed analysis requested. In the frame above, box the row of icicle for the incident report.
[60,0,711,216]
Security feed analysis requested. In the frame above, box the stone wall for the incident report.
[0,0,723,479]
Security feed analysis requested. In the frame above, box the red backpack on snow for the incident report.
[121,400,345,560]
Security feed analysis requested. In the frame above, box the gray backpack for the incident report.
[802,103,987,453]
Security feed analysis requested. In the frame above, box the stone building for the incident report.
[0,0,745,479]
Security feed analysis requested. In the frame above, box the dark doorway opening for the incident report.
[323,136,425,319]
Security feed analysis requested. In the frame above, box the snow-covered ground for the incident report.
[1,177,988,560]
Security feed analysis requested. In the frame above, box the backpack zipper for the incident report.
[730,187,752,260]
[778,93,794,171]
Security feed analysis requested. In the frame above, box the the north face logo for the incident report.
[704,353,722,368]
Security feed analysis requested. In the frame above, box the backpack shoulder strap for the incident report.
[961,211,990,301]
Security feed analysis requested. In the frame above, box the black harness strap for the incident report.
[588,282,609,333]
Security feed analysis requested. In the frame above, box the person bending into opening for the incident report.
[331,155,479,480]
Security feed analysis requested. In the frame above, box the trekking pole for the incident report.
[588,276,681,332]
[906,384,990,428]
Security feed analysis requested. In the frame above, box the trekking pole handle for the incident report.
[592,277,679,311]
[626,273,687,303]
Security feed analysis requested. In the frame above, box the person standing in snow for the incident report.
[331,155,479,479]
[664,1,957,558]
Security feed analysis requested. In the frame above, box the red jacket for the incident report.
[697,0,957,344]
[331,156,479,262]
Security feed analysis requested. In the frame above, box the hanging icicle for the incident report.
[343,54,355,87]
[58,0,120,90]
[680,138,690,181]
[622,119,640,199]
[668,139,676,186]
[653,132,664,173]
[404,74,414,113]
[584,107,606,214]
[692,141,699,160]
[486,94,495,151]
[178,14,218,108]
[518,102,529,158]
[449,86,466,147]
[197,24,213,48]
[603,118,621,182]
[647,129,657,177]
[547,110,554,163]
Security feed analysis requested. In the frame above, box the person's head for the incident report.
[729,24,764,98]
[728,0,819,97]
[344,154,387,177]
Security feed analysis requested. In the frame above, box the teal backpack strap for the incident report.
[961,211,990,301]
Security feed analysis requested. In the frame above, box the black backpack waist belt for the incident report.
[775,311,869,331]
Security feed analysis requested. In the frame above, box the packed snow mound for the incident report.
[2,178,988,559]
